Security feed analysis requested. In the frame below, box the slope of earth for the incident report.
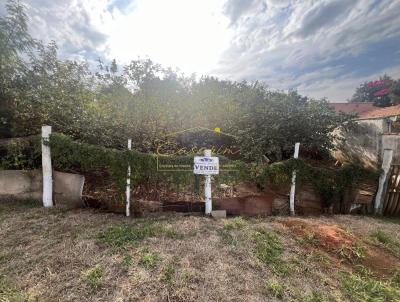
[1,200,400,302]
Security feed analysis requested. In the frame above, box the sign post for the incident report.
[42,125,53,208]
[289,142,300,216]
[126,139,132,217]
[194,149,219,215]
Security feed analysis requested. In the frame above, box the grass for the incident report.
[254,229,284,263]
[265,280,287,298]
[253,229,293,276]
[2,201,400,301]
[302,291,327,302]
[98,220,185,249]
[297,231,319,246]
[161,257,179,284]
[372,229,400,257]
[217,217,248,246]
[139,248,161,269]
[0,275,25,302]
[336,244,366,262]
[0,199,41,217]
[224,217,246,230]
[122,254,133,267]
[341,268,400,302]
[82,265,105,290]
[98,221,163,248]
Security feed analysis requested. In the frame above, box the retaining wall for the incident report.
[0,170,84,207]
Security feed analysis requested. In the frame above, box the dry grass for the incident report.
[1,200,400,301]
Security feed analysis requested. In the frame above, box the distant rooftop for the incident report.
[329,102,376,116]
[358,104,400,119]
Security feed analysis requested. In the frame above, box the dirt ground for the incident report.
[1,200,400,302]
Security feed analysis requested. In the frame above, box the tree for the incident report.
[0,0,36,137]
[236,91,350,161]
[0,1,351,164]
[351,75,400,107]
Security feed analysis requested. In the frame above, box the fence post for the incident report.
[41,125,53,207]
[126,139,132,217]
[289,143,300,216]
[374,149,393,214]
[204,149,212,215]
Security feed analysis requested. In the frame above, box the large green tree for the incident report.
[0,0,351,163]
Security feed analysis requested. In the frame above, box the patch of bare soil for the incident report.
[279,218,400,278]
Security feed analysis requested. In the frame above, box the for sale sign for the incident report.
[193,156,219,175]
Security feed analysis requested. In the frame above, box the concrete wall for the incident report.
[382,135,400,164]
[0,170,84,207]
[332,118,398,169]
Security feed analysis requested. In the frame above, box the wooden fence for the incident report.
[383,164,400,215]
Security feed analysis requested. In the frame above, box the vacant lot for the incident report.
[1,201,400,301]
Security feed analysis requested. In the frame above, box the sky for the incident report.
[2,0,400,101]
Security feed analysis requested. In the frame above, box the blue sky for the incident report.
[2,0,400,101]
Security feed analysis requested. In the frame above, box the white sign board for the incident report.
[194,156,219,175]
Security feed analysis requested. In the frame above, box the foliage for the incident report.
[254,229,288,275]
[47,133,247,192]
[371,230,400,257]
[98,222,165,248]
[236,92,351,161]
[0,0,37,138]
[0,1,351,163]
[139,248,161,269]
[265,280,287,298]
[261,158,380,206]
[0,136,41,169]
[341,268,400,302]
[351,75,400,107]
[0,274,25,302]
[82,265,105,290]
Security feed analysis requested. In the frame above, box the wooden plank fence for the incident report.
[383,164,400,215]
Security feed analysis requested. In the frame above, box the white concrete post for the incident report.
[289,143,300,216]
[204,149,212,215]
[374,149,393,214]
[41,125,53,207]
[126,139,132,217]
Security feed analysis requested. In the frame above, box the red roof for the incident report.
[329,102,376,116]
[358,104,400,119]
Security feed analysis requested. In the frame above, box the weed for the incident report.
[122,254,133,267]
[181,271,192,283]
[341,270,400,301]
[164,228,184,240]
[372,229,400,257]
[0,251,10,263]
[98,221,184,248]
[0,275,25,302]
[224,217,246,230]
[336,244,365,262]
[139,248,161,269]
[391,271,400,288]
[373,229,394,244]
[82,265,105,290]
[253,230,291,276]
[307,251,331,265]
[266,280,287,298]
[162,257,179,284]
[302,290,327,302]
[98,221,163,248]
[218,228,238,246]
[254,230,284,263]
[297,231,319,246]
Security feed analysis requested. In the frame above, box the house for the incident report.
[331,103,400,169]
[330,102,376,116]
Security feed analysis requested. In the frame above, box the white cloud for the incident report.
[5,0,400,100]
[213,0,400,101]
